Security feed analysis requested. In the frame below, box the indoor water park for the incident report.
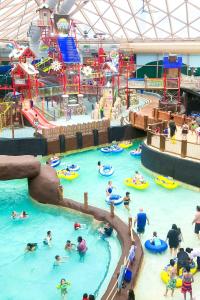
[0,1,200,300]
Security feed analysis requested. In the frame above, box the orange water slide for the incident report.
[22,107,55,129]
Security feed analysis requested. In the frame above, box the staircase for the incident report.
[57,36,80,64]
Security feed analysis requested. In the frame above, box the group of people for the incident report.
[155,115,200,144]
[11,210,28,219]
[82,293,95,300]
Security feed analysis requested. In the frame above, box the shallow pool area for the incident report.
[55,143,200,300]
[0,179,121,300]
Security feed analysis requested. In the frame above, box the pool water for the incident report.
[56,142,200,300]
[0,180,121,300]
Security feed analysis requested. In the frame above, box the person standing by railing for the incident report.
[181,122,189,140]
[169,116,177,143]
[195,125,200,144]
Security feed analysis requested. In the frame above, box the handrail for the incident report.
[34,104,55,121]
[0,102,12,130]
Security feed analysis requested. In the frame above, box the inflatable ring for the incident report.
[124,178,149,190]
[155,175,179,190]
[50,159,60,168]
[161,261,197,288]
[118,142,133,149]
[57,170,79,180]
[130,150,141,156]
[144,239,168,253]
[99,165,114,176]
[100,147,112,153]
[111,145,124,153]
[106,194,123,206]
[67,164,80,172]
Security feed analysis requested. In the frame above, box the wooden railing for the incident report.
[129,109,193,131]
[42,118,110,141]
[147,130,200,161]
[0,102,12,131]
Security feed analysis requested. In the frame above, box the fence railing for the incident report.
[147,130,200,161]
[42,118,110,141]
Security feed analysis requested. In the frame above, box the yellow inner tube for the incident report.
[57,170,79,180]
[155,175,178,190]
[124,178,149,190]
[118,142,133,149]
[161,264,197,288]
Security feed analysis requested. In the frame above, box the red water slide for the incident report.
[22,108,55,129]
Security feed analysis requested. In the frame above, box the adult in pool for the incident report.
[134,208,149,237]
[77,236,87,260]
[192,206,200,239]
[106,181,115,196]
[99,223,113,238]
[166,224,180,257]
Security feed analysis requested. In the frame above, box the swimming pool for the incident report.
[0,179,121,300]
[56,142,200,300]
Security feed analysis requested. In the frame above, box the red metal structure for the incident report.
[118,51,135,108]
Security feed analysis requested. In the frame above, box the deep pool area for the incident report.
[55,142,200,300]
[0,179,121,300]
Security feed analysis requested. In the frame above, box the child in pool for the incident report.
[43,230,52,246]
[54,255,68,267]
[82,293,88,300]
[57,278,70,300]
[25,243,37,252]
[11,211,18,219]
[20,211,28,219]
[65,240,76,251]
[150,231,161,246]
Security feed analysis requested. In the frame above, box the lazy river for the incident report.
[55,142,200,300]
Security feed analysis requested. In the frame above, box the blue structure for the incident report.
[163,56,182,69]
[57,36,80,64]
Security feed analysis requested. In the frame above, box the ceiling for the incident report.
[0,0,200,42]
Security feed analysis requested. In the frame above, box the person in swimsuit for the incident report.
[65,240,76,251]
[106,181,114,196]
[164,259,176,297]
[123,192,131,211]
[134,208,149,237]
[181,266,194,300]
[192,205,200,239]
[57,278,70,300]
[33,114,39,134]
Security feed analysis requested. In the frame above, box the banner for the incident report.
[54,14,70,34]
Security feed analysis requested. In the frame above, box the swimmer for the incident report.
[77,236,87,260]
[97,161,101,170]
[43,230,52,246]
[133,171,145,184]
[106,181,115,196]
[25,243,37,252]
[57,278,70,300]
[11,211,18,219]
[65,240,76,251]
[53,255,68,267]
[20,211,28,219]
[74,222,87,230]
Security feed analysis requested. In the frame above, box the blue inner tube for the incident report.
[100,147,112,153]
[130,150,141,156]
[111,145,123,153]
[144,239,168,253]
[106,194,123,206]
[68,164,80,171]
[51,159,60,168]
[99,165,114,176]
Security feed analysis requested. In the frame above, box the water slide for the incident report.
[22,107,55,129]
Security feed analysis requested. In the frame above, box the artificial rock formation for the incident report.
[0,155,40,180]
[28,164,61,204]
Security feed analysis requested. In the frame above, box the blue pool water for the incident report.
[55,142,200,300]
[0,180,121,300]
